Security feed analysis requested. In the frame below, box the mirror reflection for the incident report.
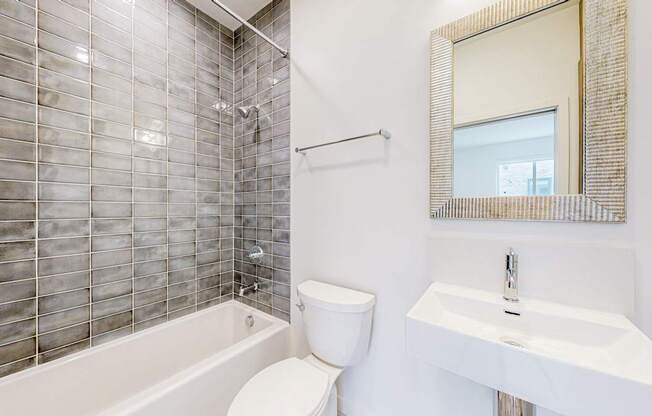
[452,1,581,198]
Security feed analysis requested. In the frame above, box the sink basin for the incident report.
[406,283,652,416]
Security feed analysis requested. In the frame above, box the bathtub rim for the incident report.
[0,300,289,387]
[99,304,291,415]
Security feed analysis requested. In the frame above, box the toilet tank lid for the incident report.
[298,280,375,313]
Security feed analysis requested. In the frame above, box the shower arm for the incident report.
[210,0,289,58]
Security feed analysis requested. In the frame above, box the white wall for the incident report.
[454,4,580,125]
[290,1,652,415]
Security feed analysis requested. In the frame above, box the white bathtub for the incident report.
[0,301,290,416]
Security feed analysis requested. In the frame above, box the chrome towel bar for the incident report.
[295,129,391,154]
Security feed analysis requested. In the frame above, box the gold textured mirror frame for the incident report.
[430,0,627,222]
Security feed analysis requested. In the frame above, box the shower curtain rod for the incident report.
[210,0,290,58]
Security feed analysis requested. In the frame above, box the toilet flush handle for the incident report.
[295,300,305,312]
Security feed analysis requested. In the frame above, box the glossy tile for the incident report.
[92,264,132,286]
[0,338,35,366]
[0,319,36,345]
[37,323,89,352]
[0,160,35,181]
[92,280,132,303]
[91,295,132,319]
[39,145,89,166]
[38,237,89,258]
[0,0,36,26]
[0,97,35,123]
[39,0,89,29]
[0,34,35,65]
[0,222,35,242]
[38,11,89,46]
[39,164,89,184]
[92,67,131,93]
[0,299,35,326]
[0,181,36,200]
[0,279,35,304]
[38,271,89,296]
[0,15,35,44]
[91,249,131,269]
[38,88,90,116]
[90,310,131,335]
[0,0,246,376]
[38,106,90,132]
[39,202,89,219]
[38,339,88,364]
[94,0,132,18]
[91,51,130,80]
[0,116,35,146]
[39,49,90,82]
[40,125,91,150]
[38,220,89,238]
[0,138,35,162]
[91,0,130,33]
[38,289,89,315]
[38,30,89,64]
[38,254,89,276]
[38,183,90,201]
[91,219,131,235]
[38,305,88,335]
[0,76,35,103]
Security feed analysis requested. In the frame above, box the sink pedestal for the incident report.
[496,391,534,416]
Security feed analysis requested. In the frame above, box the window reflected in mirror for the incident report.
[454,110,556,197]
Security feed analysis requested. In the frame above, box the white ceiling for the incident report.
[187,0,272,31]
[454,111,556,149]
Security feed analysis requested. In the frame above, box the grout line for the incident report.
[34,0,40,364]
[165,0,170,321]
[253,13,260,306]
[131,0,136,337]
[226,19,235,300]
[194,4,199,314]
[88,0,95,343]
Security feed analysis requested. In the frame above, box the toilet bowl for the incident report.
[228,281,375,416]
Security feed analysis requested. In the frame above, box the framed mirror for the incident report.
[429,0,627,222]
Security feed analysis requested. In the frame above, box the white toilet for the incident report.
[228,280,375,416]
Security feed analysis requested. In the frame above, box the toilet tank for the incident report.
[297,280,375,368]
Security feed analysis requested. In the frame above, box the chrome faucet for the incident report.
[503,248,519,302]
[238,280,259,297]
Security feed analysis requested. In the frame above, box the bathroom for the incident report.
[0,0,650,415]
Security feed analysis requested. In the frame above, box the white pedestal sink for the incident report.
[406,283,652,416]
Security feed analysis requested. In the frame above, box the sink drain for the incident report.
[501,337,526,349]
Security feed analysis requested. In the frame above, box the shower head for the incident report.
[237,105,260,119]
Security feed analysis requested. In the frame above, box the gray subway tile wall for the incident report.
[233,0,291,321]
[0,0,245,378]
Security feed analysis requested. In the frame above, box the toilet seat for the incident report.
[228,358,332,416]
